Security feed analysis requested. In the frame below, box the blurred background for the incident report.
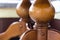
[0,0,60,18]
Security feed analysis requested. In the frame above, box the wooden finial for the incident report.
[19,0,60,40]
[16,0,34,29]
[29,0,55,40]
[0,0,32,40]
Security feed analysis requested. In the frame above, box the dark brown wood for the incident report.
[50,19,60,31]
[0,18,19,33]
[48,29,60,40]
[20,29,60,40]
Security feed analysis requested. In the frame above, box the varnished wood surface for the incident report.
[48,29,60,40]
[29,0,55,40]
[20,29,60,40]
[16,0,34,29]
[29,0,55,23]
[0,20,27,40]
[0,0,60,40]
[16,0,31,19]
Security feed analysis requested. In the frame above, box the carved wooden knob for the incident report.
[29,0,55,23]
[29,0,55,40]
[16,0,31,19]
[16,0,34,29]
